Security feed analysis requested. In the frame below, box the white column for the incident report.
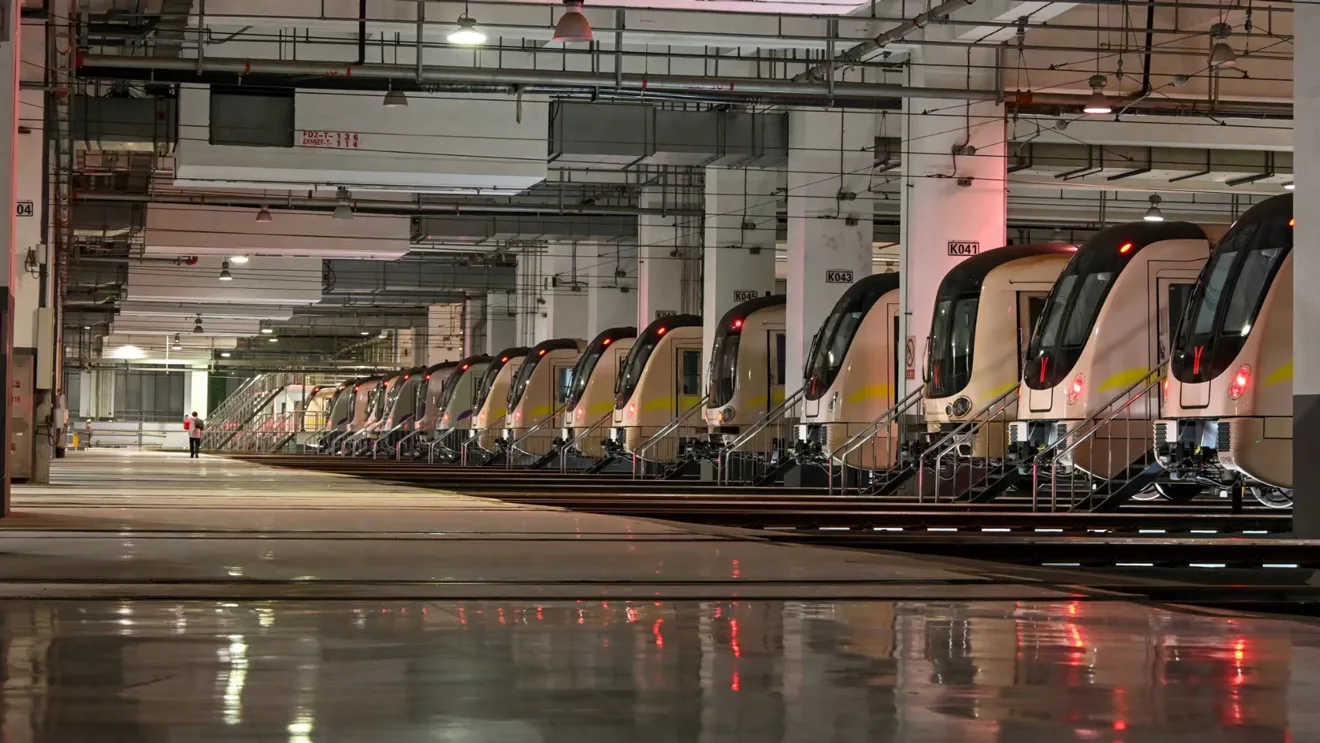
[514,251,541,346]
[425,303,464,365]
[636,187,688,326]
[187,370,209,417]
[0,2,19,505]
[1295,2,1320,536]
[583,241,637,339]
[540,244,589,341]
[463,295,485,355]
[785,110,875,393]
[899,102,1007,396]
[484,291,517,355]
[702,167,779,356]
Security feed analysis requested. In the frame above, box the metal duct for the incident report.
[72,95,177,152]
[414,214,637,244]
[550,102,788,169]
[323,257,517,296]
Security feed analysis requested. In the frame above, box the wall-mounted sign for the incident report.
[654,310,678,319]
[825,270,853,284]
[733,290,759,302]
[948,241,980,256]
[15,201,33,218]
[298,130,362,149]
[904,336,916,380]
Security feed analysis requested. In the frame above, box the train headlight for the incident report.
[720,407,736,423]
[1229,364,1251,400]
[1066,374,1085,405]
[948,396,972,418]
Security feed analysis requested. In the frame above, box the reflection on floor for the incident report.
[0,450,1313,741]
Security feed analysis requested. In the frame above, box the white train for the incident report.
[1008,221,1212,496]
[562,327,636,459]
[501,338,585,458]
[703,295,787,450]
[611,314,705,459]
[469,347,530,456]
[1156,194,1293,507]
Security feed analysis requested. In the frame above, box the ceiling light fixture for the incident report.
[1144,194,1165,222]
[218,260,233,281]
[112,345,146,360]
[553,0,593,43]
[333,187,355,220]
[220,351,232,358]
[448,13,487,45]
[260,327,274,334]
[268,337,279,343]
[1209,23,1237,69]
[255,206,273,223]
[193,315,204,334]
[382,87,409,108]
[171,334,183,351]
[1285,182,1296,191]
[230,255,250,264]
[360,330,370,336]
[1082,74,1112,115]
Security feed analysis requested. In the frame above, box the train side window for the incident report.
[773,333,787,385]
[556,367,574,404]
[680,350,702,395]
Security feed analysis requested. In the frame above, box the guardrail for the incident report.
[828,387,925,495]
[559,411,614,472]
[917,385,1018,503]
[716,387,804,486]
[630,394,709,479]
[502,406,566,469]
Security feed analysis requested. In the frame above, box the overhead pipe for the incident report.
[794,0,978,82]
[75,190,707,218]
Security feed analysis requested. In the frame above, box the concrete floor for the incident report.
[0,449,1312,742]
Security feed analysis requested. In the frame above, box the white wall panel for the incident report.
[144,204,411,260]
[125,256,322,305]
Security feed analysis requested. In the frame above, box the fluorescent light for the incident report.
[229,255,250,264]
[260,328,274,334]
[1285,182,1295,191]
[268,337,279,343]
[447,16,487,45]
[111,345,146,360]
[220,352,232,358]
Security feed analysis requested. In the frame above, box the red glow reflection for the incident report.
[653,619,665,648]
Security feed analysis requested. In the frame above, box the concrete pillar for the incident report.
[637,176,702,326]
[463,295,486,356]
[0,2,19,504]
[703,167,779,357]
[899,48,1008,396]
[187,370,209,417]
[540,244,589,341]
[514,250,543,346]
[1295,2,1320,536]
[484,291,518,354]
[785,110,875,393]
[583,241,637,339]
[424,303,464,365]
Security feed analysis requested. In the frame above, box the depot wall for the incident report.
[144,205,412,260]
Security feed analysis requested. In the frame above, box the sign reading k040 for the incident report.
[948,241,980,256]
[825,270,854,284]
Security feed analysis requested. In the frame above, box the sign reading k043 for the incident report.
[825,269,854,284]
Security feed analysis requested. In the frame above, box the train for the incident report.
[425,355,492,460]
[500,338,586,459]
[923,244,1075,457]
[561,327,636,460]
[1156,193,1293,508]
[610,314,705,461]
[794,273,902,472]
[468,347,530,457]
[703,295,787,452]
[1008,221,1213,495]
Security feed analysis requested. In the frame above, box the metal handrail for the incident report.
[559,410,614,472]
[716,387,804,485]
[460,414,507,465]
[371,419,415,458]
[1030,366,1165,512]
[830,387,924,461]
[502,405,567,468]
[918,385,1018,465]
[632,394,709,460]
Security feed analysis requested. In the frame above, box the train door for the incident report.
[766,329,787,414]
[1016,292,1050,377]
[675,342,704,419]
[1154,275,1197,415]
[888,300,901,405]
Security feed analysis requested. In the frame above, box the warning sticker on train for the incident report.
[947,241,980,256]
[825,270,854,284]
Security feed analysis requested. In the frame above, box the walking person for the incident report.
[187,411,205,458]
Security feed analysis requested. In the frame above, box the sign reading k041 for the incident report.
[948,241,980,256]
[825,269,854,284]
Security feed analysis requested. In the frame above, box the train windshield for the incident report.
[473,360,509,412]
[615,335,658,407]
[567,348,606,409]
[1023,254,1120,389]
[507,355,541,410]
[926,294,979,398]
[804,282,888,401]
[1172,204,1292,382]
[708,332,741,408]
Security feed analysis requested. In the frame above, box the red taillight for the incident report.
[1162,376,1170,401]
[732,318,743,329]
[462,364,470,370]
[424,374,431,381]
[1290,217,1296,228]
[576,406,585,419]
[501,356,508,362]
[1066,373,1085,405]
[603,338,611,346]
[515,410,523,422]
[539,349,546,356]
[1119,242,1133,254]
[628,401,637,415]
[1229,364,1251,400]
[657,327,667,336]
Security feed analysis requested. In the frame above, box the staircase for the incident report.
[917,385,1020,503]
[205,373,342,453]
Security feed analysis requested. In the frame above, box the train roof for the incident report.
[935,243,1075,299]
[491,346,531,363]
[716,294,785,329]
[585,326,637,353]
[451,354,492,370]
[424,360,459,374]
[832,272,900,307]
[1233,193,1291,225]
[529,337,584,356]
[638,313,702,341]
[1075,220,1207,263]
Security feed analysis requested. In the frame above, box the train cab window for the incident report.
[556,368,574,405]
[927,294,978,398]
[474,364,504,411]
[804,300,869,399]
[773,333,787,386]
[507,357,539,409]
[1173,209,1291,382]
[567,348,605,408]
[1024,242,1126,389]
[709,333,741,406]
[681,350,702,396]
[616,338,658,405]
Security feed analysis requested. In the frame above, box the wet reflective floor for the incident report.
[1,451,1317,741]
